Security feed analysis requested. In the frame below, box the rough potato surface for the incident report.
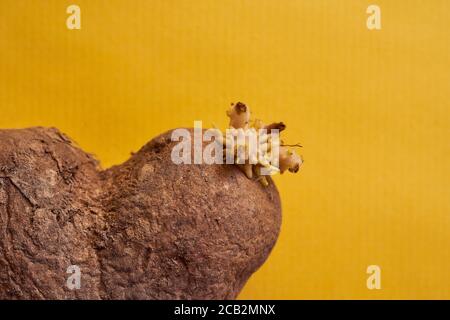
[0,127,281,299]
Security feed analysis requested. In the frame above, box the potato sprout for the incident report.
[224,102,303,186]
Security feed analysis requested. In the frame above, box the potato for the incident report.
[0,127,281,299]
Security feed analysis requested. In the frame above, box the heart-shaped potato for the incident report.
[0,127,281,299]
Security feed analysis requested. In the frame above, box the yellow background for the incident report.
[1,1,449,299]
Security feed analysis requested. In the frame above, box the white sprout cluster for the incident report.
[221,102,303,186]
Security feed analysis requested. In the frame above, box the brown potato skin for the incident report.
[0,127,281,299]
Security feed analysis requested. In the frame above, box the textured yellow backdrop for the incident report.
[1,0,449,299]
